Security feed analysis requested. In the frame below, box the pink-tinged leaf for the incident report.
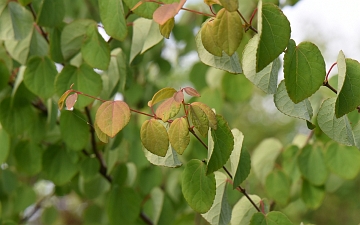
[191,102,217,130]
[58,89,74,110]
[174,90,184,103]
[148,87,177,107]
[156,96,181,122]
[153,0,186,25]
[94,118,109,143]
[95,101,131,137]
[66,93,78,110]
[168,117,190,155]
[140,119,169,157]
[183,87,201,97]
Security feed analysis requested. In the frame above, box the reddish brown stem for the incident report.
[325,62,337,82]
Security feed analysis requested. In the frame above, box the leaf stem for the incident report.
[237,9,258,33]
[322,81,337,94]
[325,62,337,82]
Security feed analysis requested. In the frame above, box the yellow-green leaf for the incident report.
[168,118,190,155]
[189,104,209,137]
[219,0,238,12]
[201,19,222,57]
[95,101,131,137]
[148,87,177,107]
[159,18,174,39]
[213,8,243,56]
[140,119,169,157]
[191,102,217,129]
[94,118,109,143]
[58,89,73,110]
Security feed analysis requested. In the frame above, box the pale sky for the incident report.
[283,0,360,72]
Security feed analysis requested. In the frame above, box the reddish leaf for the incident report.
[183,87,201,97]
[95,101,131,137]
[65,93,78,110]
[174,90,184,103]
[153,0,186,25]
[156,96,181,122]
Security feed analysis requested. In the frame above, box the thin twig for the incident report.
[84,107,112,183]
[323,81,337,94]
[140,211,153,225]
[19,197,48,224]
[28,4,49,43]
[325,62,337,82]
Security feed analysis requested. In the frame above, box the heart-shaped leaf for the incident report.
[95,101,131,137]
[140,119,169,157]
[168,117,189,155]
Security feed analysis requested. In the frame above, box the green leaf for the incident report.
[140,119,169,157]
[23,56,58,99]
[42,145,78,185]
[143,145,182,167]
[0,97,36,135]
[4,28,32,64]
[250,211,293,225]
[301,179,325,209]
[284,39,326,103]
[14,141,42,175]
[55,64,103,108]
[61,19,96,60]
[150,187,165,225]
[335,57,360,117]
[130,18,163,63]
[60,109,90,151]
[201,172,232,225]
[153,0,186,25]
[190,104,209,137]
[155,96,181,121]
[8,2,34,40]
[282,145,301,181]
[79,157,101,181]
[99,0,127,41]
[317,98,355,146]
[13,185,36,213]
[49,27,64,63]
[298,144,327,186]
[191,102,217,130]
[37,0,65,27]
[207,115,234,174]
[0,60,10,91]
[256,1,290,72]
[95,100,131,137]
[0,128,10,164]
[159,18,175,39]
[274,80,313,120]
[242,34,280,94]
[230,195,261,225]
[265,170,291,206]
[122,0,158,19]
[228,129,250,188]
[213,9,243,56]
[81,24,110,70]
[107,186,141,224]
[325,142,360,179]
[201,19,222,57]
[105,48,127,94]
[29,25,49,57]
[251,138,282,184]
[79,174,110,199]
[222,73,253,102]
[168,118,190,155]
[195,30,242,74]
[148,87,177,107]
[219,0,238,11]
[182,159,216,213]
